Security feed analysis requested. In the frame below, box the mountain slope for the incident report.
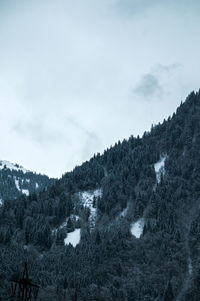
[0,160,55,203]
[1,91,200,300]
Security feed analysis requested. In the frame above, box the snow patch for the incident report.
[0,199,3,206]
[14,177,29,195]
[79,189,102,204]
[52,214,80,235]
[35,183,39,189]
[119,203,130,218]
[52,218,69,235]
[59,217,68,230]
[0,160,28,173]
[71,214,80,222]
[103,167,108,177]
[22,189,29,196]
[26,179,30,183]
[64,229,81,247]
[130,218,144,238]
[120,207,128,217]
[79,189,102,227]
[14,178,20,191]
[154,155,167,183]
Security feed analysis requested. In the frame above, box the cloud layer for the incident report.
[0,0,199,177]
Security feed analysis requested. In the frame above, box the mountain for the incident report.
[0,160,55,205]
[1,91,200,300]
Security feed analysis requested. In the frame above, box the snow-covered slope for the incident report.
[130,218,144,238]
[64,229,81,247]
[21,189,29,196]
[154,155,167,183]
[14,177,20,191]
[52,214,79,235]
[0,160,29,173]
[52,189,102,246]
[0,160,55,202]
[78,189,102,228]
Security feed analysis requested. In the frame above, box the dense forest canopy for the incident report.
[1,91,200,300]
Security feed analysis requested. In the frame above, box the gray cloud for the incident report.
[134,63,182,100]
[154,63,182,75]
[66,115,101,160]
[13,120,68,148]
[134,73,162,98]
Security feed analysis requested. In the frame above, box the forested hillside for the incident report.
[0,160,55,202]
[1,91,200,300]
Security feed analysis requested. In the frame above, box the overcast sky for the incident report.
[0,0,200,178]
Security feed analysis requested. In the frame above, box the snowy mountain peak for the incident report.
[0,160,55,202]
[0,160,29,173]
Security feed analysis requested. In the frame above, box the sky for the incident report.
[0,0,200,178]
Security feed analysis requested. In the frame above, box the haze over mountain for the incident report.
[1,91,200,300]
